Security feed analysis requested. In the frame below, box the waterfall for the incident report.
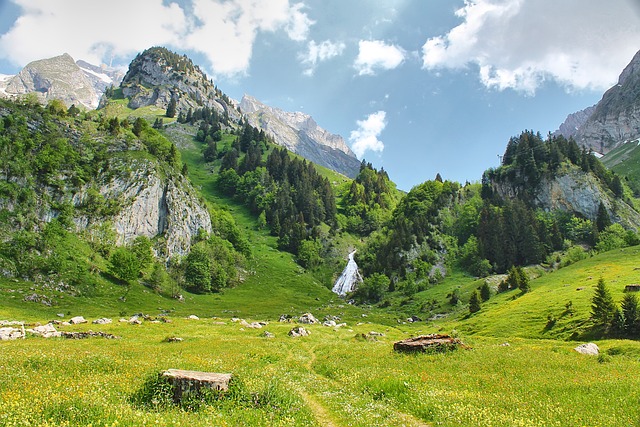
[332,250,363,296]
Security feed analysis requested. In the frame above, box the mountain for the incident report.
[556,49,640,153]
[553,105,595,140]
[0,53,123,109]
[118,46,238,121]
[239,95,361,178]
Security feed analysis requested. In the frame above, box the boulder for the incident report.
[164,336,183,343]
[69,316,87,325]
[187,315,199,320]
[298,313,318,324]
[0,326,24,340]
[288,326,310,337]
[574,343,599,355]
[278,314,295,322]
[92,318,112,325]
[61,331,119,339]
[30,324,60,338]
[263,331,275,338]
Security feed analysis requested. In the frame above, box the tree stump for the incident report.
[393,334,469,353]
[161,369,232,402]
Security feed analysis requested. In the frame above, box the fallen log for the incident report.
[393,334,469,353]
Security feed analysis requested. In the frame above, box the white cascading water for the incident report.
[332,250,363,296]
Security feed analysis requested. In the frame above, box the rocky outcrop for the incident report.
[119,47,238,121]
[554,105,595,140]
[73,158,211,258]
[4,54,99,108]
[564,50,640,153]
[239,95,361,178]
[493,165,640,230]
[76,60,124,96]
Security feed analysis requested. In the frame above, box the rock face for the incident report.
[2,53,122,109]
[73,158,211,258]
[558,49,640,153]
[119,47,238,121]
[492,165,640,230]
[554,105,596,140]
[239,95,361,178]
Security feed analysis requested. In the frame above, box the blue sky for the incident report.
[1,0,639,190]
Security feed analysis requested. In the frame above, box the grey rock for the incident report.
[69,316,87,325]
[288,326,310,337]
[263,331,275,338]
[240,95,361,178]
[0,326,24,340]
[574,342,599,355]
[298,313,319,324]
[30,324,60,338]
[187,315,199,320]
[92,318,112,325]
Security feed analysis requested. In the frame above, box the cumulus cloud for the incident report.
[354,40,405,76]
[422,0,640,93]
[0,0,313,76]
[0,0,187,66]
[349,111,387,158]
[185,0,313,75]
[300,40,346,76]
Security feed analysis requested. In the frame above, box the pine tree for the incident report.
[596,201,611,232]
[480,281,491,301]
[590,278,617,330]
[165,98,177,118]
[469,290,481,313]
[621,292,640,337]
[518,268,531,293]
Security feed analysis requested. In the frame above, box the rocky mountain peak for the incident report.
[558,49,640,154]
[239,95,361,177]
[119,46,237,120]
[3,53,98,108]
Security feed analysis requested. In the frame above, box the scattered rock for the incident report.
[56,313,65,318]
[30,324,60,338]
[69,316,87,325]
[576,287,585,291]
[288,326,310,337]
[231,317,242,323]
[212,321,226,325]
[187,315,199,320]
[393,334,470,353]
[263,331,275,338]
[128,315,142,325]
[574,343,599,355]
[298,313,318,324]
[278,314,295,322]
[0,326,25,340]
[323,320,337,327]
[406,315,422,323]
[369,331,384,337]
[92,318,112,325]
[499,342,511,347]
[165,336,184,343]
[61,331,119,339]
[119,318,128,323]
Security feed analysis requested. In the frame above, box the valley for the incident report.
[2,44,640,426]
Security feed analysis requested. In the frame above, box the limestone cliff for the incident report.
[73,159,211,258]
[492,165,640,230]
[239,95,361,178]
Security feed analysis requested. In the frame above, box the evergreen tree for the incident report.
[469,290,481,313]
[611,175,624,198]
[165,98,177,118]
[480,281,491,302]
[590,278,616,330]
[621,292,640,337]
[518,268,531,293]
[596,201,611,232]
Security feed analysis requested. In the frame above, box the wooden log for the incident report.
[161,369,233,402]
[625,284,640,292]
[393,334,469,353]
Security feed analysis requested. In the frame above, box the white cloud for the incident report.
[185,0,313,75]
[354,40,405,76]
[300,40,346,76]
[422,0,640,93]
[0,0,313,76]
[0,0,187,66]
[350,111,387,158]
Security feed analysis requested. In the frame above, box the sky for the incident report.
[1,0,640,191]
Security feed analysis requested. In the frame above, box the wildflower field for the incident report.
[2,316,640,427]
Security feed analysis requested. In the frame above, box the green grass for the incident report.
[2,316,640,426]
